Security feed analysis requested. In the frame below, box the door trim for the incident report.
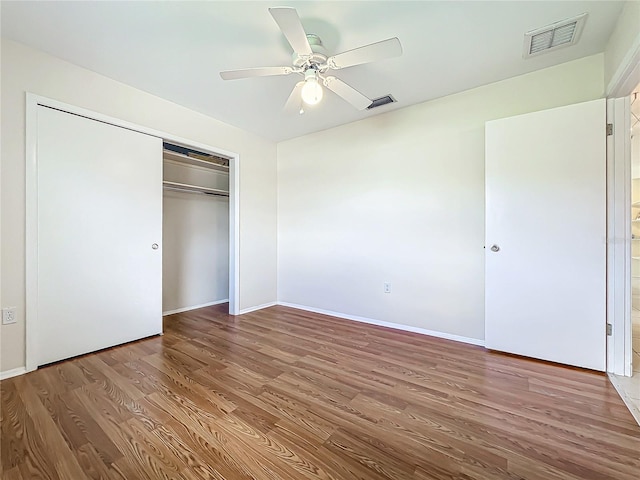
[605,30,640,376]
[607,97,632,376]
[25,93,241,372]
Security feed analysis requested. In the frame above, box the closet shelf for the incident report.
[633,202,640,208]
[163,150,229,173]
[163,181,229,197]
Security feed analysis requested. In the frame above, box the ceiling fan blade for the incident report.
[323,76,372,110]
[327,37,402,70]
[284,82,304,113]
[220,66,294,80]
[269,7,312,56]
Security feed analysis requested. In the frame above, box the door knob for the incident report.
[490,245,500,252]
[152,243,159,250]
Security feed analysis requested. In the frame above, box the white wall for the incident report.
[604,1,640,94]
[277,54,604,342]
[162,160,229,313]
[1,39,277,373]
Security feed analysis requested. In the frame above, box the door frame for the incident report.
[606,39,640,376]
[607,96,632,376]
[25,93,241,372]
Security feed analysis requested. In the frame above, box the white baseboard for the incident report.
[277,302,485,347]
[238,301,278,315]
[1,367,27,380]
[163,299,229,316]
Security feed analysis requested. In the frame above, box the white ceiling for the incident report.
[1,1,624,141]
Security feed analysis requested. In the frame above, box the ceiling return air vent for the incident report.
[523,13,587,58]
[367,95,396,109]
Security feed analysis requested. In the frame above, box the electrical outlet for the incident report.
[384,282,391,293]
[2,307,17,325]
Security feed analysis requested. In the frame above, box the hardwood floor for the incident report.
[2,304,639,479]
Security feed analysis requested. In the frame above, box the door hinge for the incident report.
[607,323,612,336]
[606,123,613,136]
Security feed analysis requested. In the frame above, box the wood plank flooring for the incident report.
[2,304,639,479]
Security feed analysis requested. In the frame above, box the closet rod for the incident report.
[163,181,229,197]
[164,185,229,197]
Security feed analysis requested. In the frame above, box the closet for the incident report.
[30,100,233,368]
[162,144,230,315]
[35,106,163,366]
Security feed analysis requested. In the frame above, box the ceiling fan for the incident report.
[219,7,402,113]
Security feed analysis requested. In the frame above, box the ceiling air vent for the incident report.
[523,13,587,58]
[367,95,396,109]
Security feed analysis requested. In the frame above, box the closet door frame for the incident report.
[25,93,240,372]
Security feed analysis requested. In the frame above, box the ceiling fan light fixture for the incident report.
[220,7,402,112]
[301,70,323,105]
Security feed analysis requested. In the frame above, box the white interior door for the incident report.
[37,106,163,366]
[485,99,606,371]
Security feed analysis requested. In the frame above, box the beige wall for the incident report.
[604,1,640,93]
[0,39,278,373]
[277,54,604,341]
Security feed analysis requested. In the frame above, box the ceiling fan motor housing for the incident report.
[293,34,328,67]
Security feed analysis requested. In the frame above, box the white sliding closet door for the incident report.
[37,106,163,366]
[485,99,606,371]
